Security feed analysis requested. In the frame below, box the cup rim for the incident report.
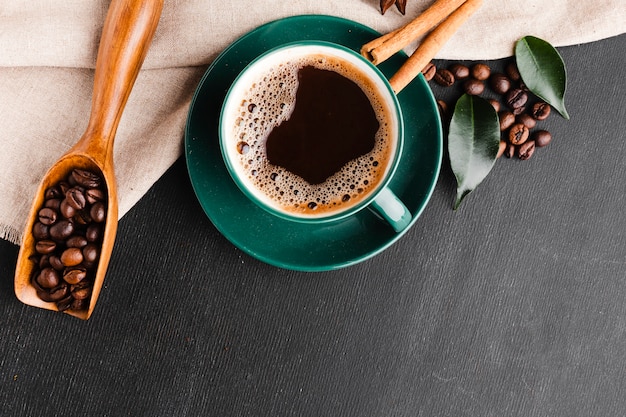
[219,40,404,224]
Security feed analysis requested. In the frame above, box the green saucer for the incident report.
[185,15,442,271]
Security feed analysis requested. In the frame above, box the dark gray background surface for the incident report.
[1,33,625,417]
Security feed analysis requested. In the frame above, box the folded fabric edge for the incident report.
[1,224,21,246]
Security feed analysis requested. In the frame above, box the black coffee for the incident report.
[266,65,379,185]
[228,51,395,217]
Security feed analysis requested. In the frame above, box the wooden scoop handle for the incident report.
[79,0,164,160]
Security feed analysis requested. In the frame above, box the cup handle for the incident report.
[369,187,412,233]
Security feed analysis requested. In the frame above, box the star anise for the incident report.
[380,0,407,15]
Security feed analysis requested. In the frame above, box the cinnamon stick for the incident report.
[362,0,467,65]
[389,0,483,93]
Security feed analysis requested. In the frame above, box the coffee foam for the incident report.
[228,53,394,217]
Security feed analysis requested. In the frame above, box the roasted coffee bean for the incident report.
[73,210,92,226]
[58,181,71,195]
[43,284,69,302]
[421,62,436,81]
[518,140,536,160]
[60,199,77,219]
[49,220,74,241]
[66,235,88,248]
[61,247,84,267]
[82,243,99,264]
[71,281,92,300]
[506,88,528,110]
[505,143,516,159]
[35,240,56,255]
[489,72,511,94]
[508,123,530,145]
[45,186,62,200]
[65,187,86,210]
[86,188,105,204]
[72,169,102,188]
[499,111,515,131]
[471,63,491,80]
[38,254,50,269]
[63,266,87,285]
[90,202,106,223]
[38,207,57,225]
[512,105,526,116]
[488,99,500,112]
[49,255,64,271]
[505,62,521,81]
[533,130,552,147]
[85,224,102,242]
[497,140,507,158]
[70,298,89,310]
[437,100,449,120]
[44,198,61,211]
[32,222,50,240]
[37,267,60,289]
[434,68,455,87]
[463,78,484,95]
[532,102,551,120]
[449,63,470,79]
[56,295,73,311]
[517,113,537,129]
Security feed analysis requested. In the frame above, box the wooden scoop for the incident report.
[14,0,163,320]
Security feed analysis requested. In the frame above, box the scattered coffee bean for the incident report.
[434,68,455,87]
[518,140,536,160]
[422,62,436,81]
[497,140,507,158]
[505,62,521,81]
[499,111,515,131]
[531,102,551,120]
[505,143,516,159]
[437,99,449,120]
[488,99,500,112]
[533,130,552,147]
[471,63,491,80]
[505,88,528,110]
[449,63,470,79]
[508,123,530,145]
[516,113,537,129]
[463,78,484,95]
[489,72,511,95]
[28,168,107,311]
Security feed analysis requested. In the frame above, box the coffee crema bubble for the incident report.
[228,53,395,217]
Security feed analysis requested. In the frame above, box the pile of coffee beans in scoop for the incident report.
[29,168,107,311]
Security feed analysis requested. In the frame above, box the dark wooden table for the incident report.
[1,32,624,416]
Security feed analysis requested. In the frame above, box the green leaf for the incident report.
[448,94,500,210]
[515,35,569,119]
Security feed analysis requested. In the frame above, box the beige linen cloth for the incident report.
[1,0,624,245]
